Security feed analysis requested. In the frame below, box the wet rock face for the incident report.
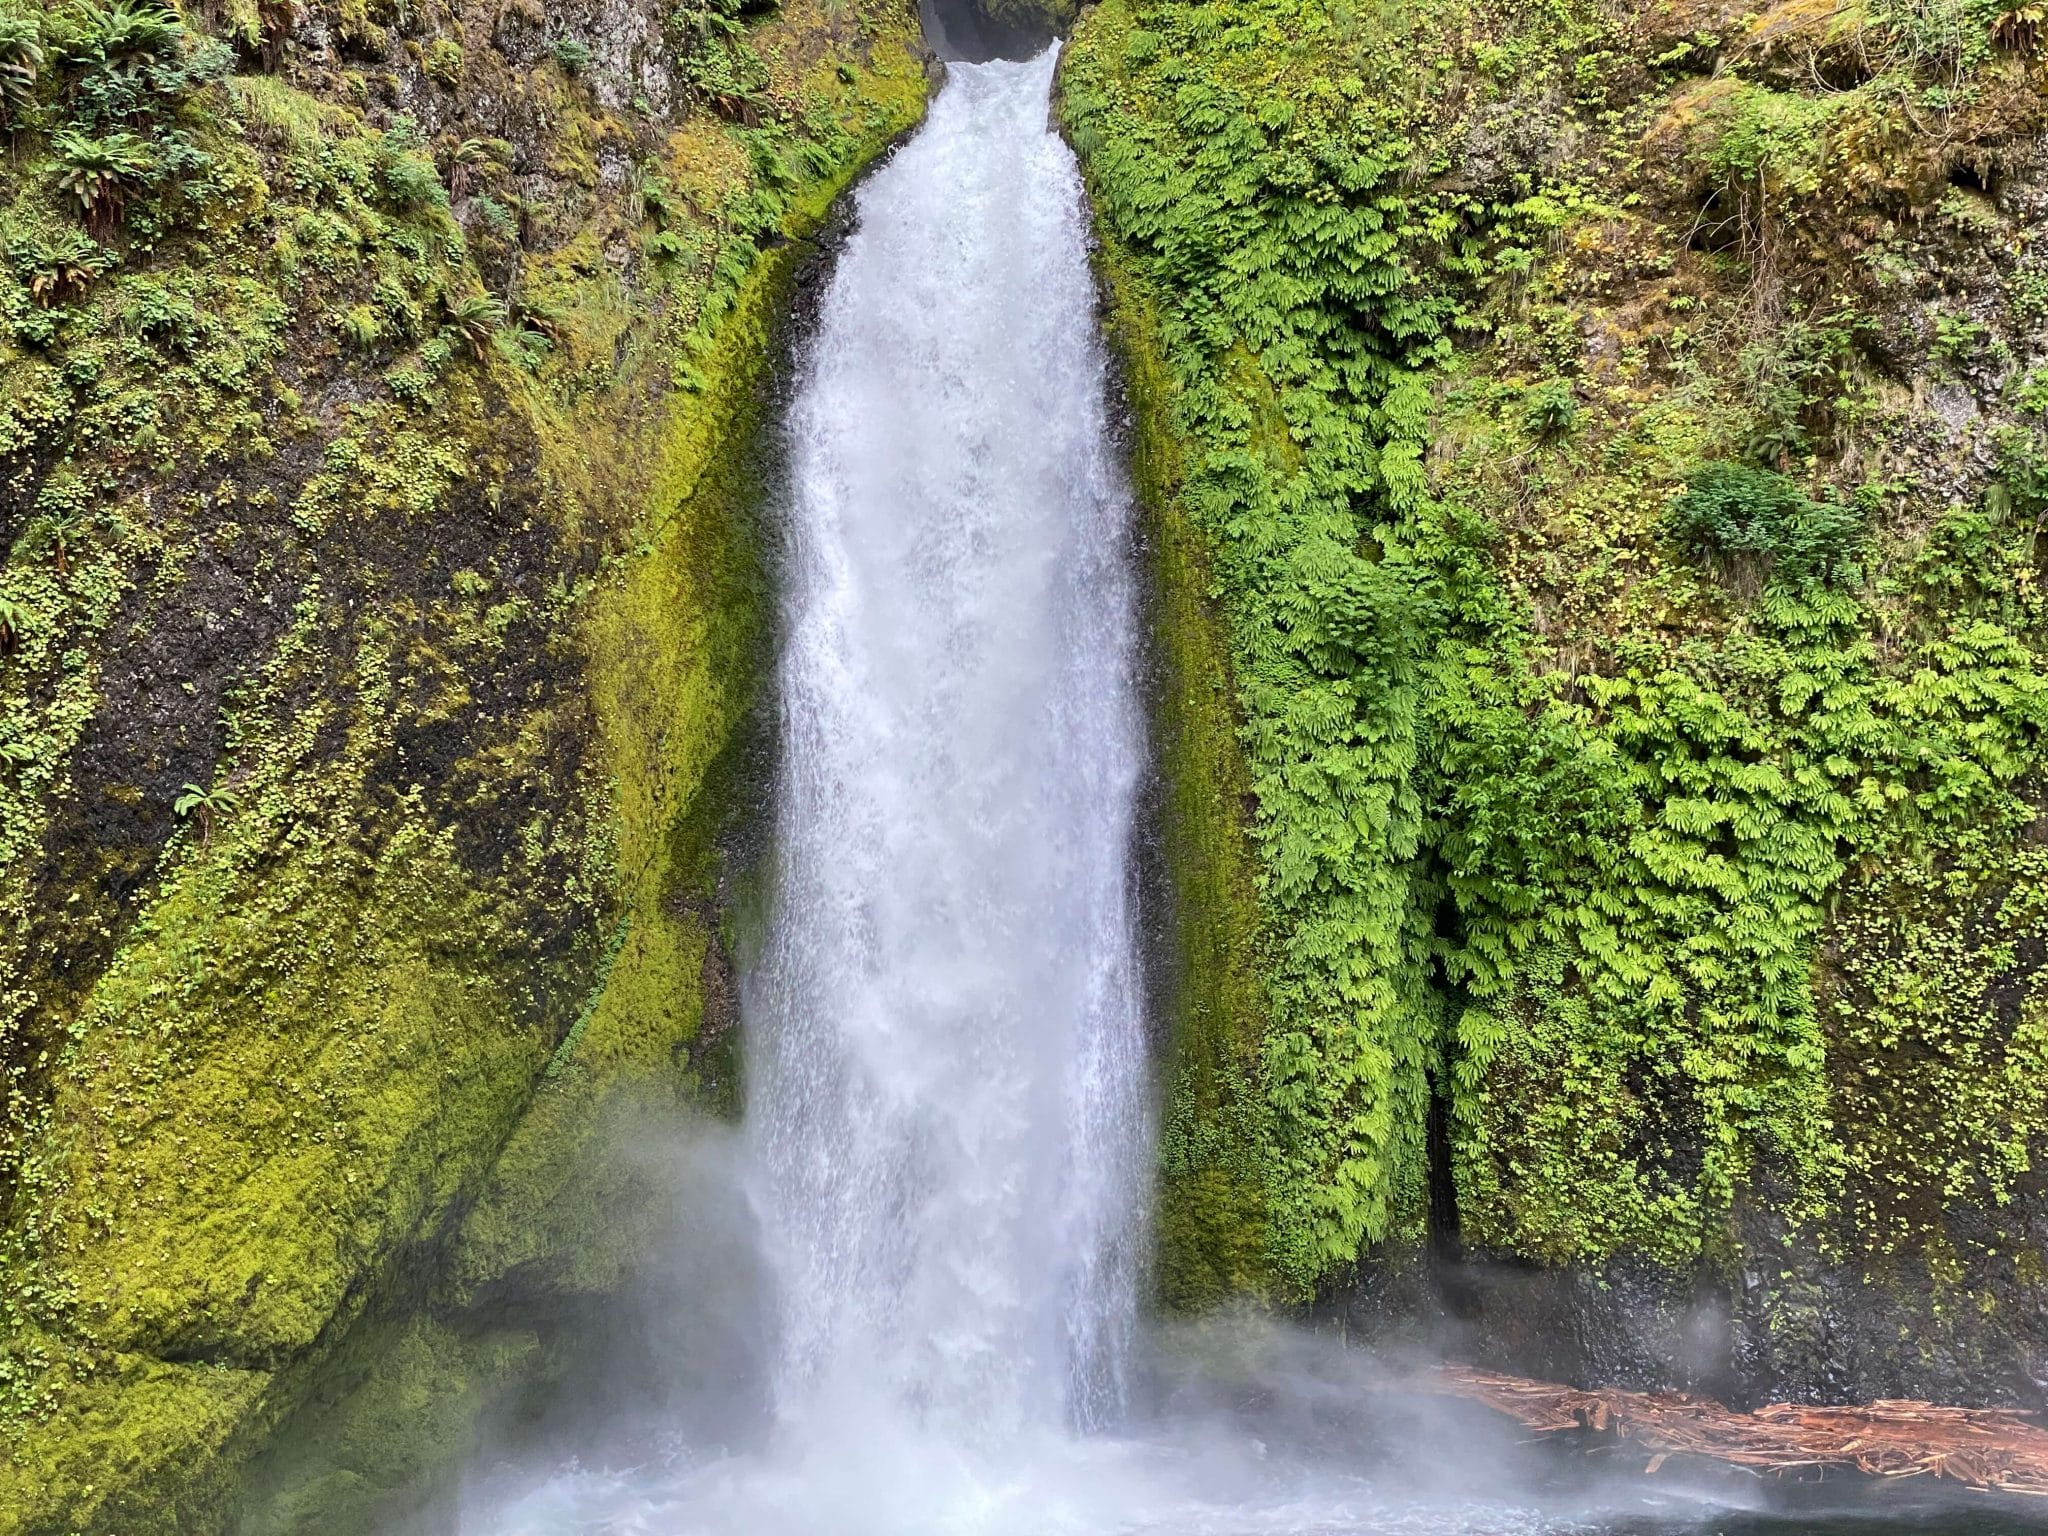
[1728,1192,2048,1411]
[1338,1253,1744,1404]
[578,0,681,114]
[1343,1219,2048,1413]
[920,0,1074,60]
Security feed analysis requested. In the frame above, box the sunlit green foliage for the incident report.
[1066,0,2048,1290]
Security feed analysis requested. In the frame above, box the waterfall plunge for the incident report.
[747,46,1149,1444]
[483,51,1168,1534]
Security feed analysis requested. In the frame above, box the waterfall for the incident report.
[692,47,1950,1536]
[470,47,1826,1536]
[746,45,1149,1441]
[481,49,1166,1534]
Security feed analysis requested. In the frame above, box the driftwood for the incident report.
[1414,1363,2048,1496]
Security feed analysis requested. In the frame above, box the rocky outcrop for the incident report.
[920,0,1072,61]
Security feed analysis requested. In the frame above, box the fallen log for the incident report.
[1412,1363,2048,1497]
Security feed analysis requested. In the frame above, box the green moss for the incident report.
[0,1335,268,1535]
[446,232,813,1307]
[229,1317,551,1536]
[1090,236,1277,1307]
[6,428,598,1361]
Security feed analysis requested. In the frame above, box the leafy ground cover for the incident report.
[1063,0,2048,1365]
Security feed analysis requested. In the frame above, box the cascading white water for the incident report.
[481,50,1167,1534]
[474,49,1812,1536]
[745,44,1148,1443]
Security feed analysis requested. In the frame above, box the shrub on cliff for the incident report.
[378,116,450,212]
[55,0,224,131]
[52,127,154,233]
[1667,462,1865,584]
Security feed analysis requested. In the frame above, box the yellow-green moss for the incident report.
[0,1335,268,1533]
[230,1316,552,1536]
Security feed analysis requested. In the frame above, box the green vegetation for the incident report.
[549,37,593,76]
[671,0,774,118]
[1063,0,2048,1306]
[1097,243,1275,1310]
[171,780,239,843]
[441,292,505,358]
[0,19,43,119]
[52,129,154,232]
[1666,463,1864,583]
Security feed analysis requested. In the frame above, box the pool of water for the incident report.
[457,1362,2048,1536]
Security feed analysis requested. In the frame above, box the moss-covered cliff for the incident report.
[1064,0,2048,1403]
[10,0,2048,1515]
[0,0,926,1528]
